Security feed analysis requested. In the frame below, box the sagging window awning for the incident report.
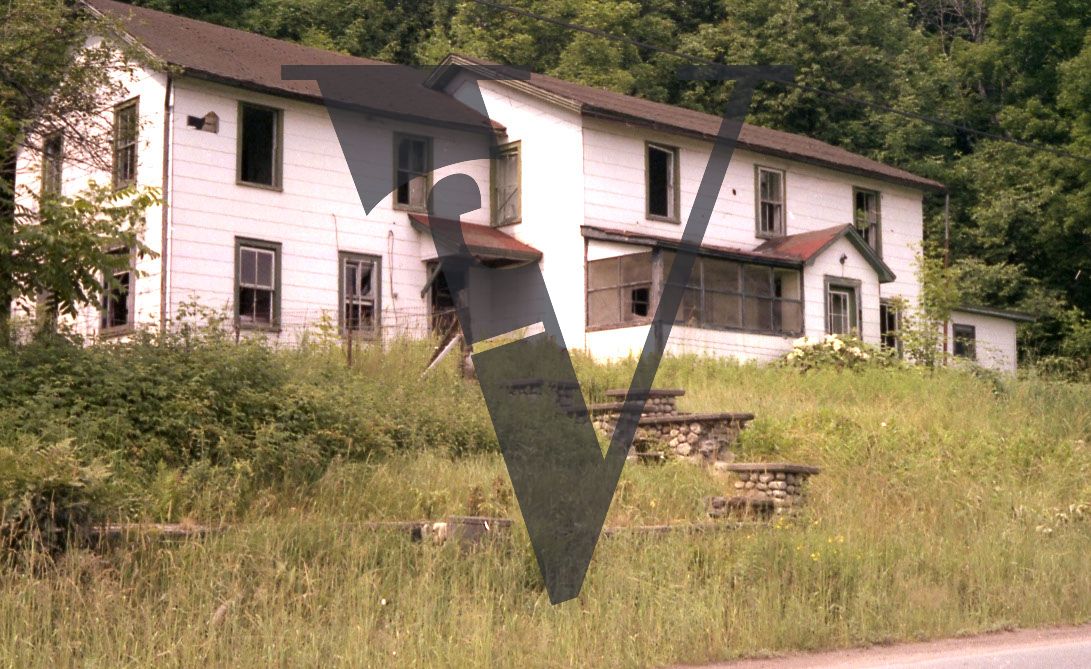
[409,214,542,267]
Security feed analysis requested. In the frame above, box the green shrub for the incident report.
[781,334,896,372]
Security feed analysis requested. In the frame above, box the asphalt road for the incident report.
[677,624,1091,668]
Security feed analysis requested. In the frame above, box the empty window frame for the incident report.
[854,187,881,254]
[646,142,679,221]
[340,252,380,336]
[236,239,280,328]
[394,134,431,209]
[100,248,133,332]
[41,133,64,197]
[825,279,860,335]
[953,323,976,360]
[756,166,785,237]
[237,102,283,188]
[492,140,521,226]
[112,99,139,189]
[879,299,901,354]
[586,252,654,328]
[664,251,803,335]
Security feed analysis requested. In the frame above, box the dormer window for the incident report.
[756,166,785,237]
[646,142,679,221]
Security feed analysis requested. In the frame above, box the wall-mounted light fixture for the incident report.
[186,111,219,133]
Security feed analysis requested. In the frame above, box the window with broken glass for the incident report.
[340,253,380,336]
[236,240,279,328]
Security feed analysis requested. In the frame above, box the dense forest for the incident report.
[6,0,1091,364]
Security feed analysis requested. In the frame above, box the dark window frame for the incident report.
[393,133,432,211]
[645,141,681,223]
[853,187,882,256]
[824,276,862,335]
[491,140,521,226]
[879,299,902,355]
[234,237,282,331]
[585,252,655,329]
[953,323,977,360]
[236,101,284,190]
[339,251,381,338]
[41,132,64,197]
[100,248,135,335]
[112,98,139,189]
[755,165,786,238]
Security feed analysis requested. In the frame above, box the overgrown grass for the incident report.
[1,336,1089,667]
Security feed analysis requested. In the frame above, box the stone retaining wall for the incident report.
[723,464,821,514]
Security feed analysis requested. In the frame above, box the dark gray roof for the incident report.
[952,305,1036,322]
[435,55,945,193]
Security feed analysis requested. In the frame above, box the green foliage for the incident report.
[781,333,895,372]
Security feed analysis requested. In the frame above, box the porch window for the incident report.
[112,99,139,189]
[953,323,976,360]
[854,188,881,254]
[586,252,654,328]
[41,133,64,197]
[238,102,283,188]
[236,239,280,328]
[756,166,785,237]
[340,253,380,336]
[394,134,431,210]
[826,282,858,335]
[101,248,133,332]
[492,141,520,226]
[646,143,679,221]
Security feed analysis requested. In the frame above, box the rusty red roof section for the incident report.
[83,0,499,133]
[753,224,852,262]
[409,214,542,265]
[439,56,944,193]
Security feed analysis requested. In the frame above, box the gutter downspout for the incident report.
[942,191,950,365]
[159,75,174,332]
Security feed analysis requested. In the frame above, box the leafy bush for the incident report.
[781,334,895,372]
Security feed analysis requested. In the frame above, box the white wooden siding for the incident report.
[948,310,1019,372]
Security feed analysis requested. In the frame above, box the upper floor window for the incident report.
[756,166,785,237]
[41,133,64,197]
[340,252,380,336]
[112,99,139,189]
[394,134,431,210]
[238,102,283,188]
[492,140,521,226]
[101,248,133,333]
[646,142,679,221]
[953,323,976,360]
[854,187,881,254]
[236,238,280,328]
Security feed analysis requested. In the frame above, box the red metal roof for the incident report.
[753,225,851,262]
[409,214,542,265]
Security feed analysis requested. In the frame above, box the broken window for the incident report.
[646,143,678,220]
[101,249,132,332]
[880,300,901,354]
[341,253,380,336]
[953,323,976,360]
[238,103,282,187]
[586,252,654,328]
[112,100,139,188]
[395,134,431,209]
[41,133,64,197]
[236,240,279,327]
[854,188,881,254]
[492,141,520,226]
[756,166,785,237]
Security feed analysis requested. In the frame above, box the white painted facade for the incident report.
[948,310,1021,373]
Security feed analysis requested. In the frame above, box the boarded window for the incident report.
[341,253,380,336]
[492,141,520,225]
[237,241,279,327]
[395,134,431,209]
[112,100,138,188]
[756,167,784,236]
[586,253,654,328]
[953,323,976,360]
[854,188,881,254]
[646,143,678,220]
[101,249,132,331]
[41,133,64,197]
[238,103,282,187]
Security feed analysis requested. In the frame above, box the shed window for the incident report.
[492,141,520,226]
[854,188,881,254]
[395,134,431,209]
[586,253,654,328]
[236,240,279,327]
[41,133,64,197]
[646,143,678,220]
[756,166,784,237]
[953,324,976,360]
[238,103,282,187]
[341,253,380,336]
[101,248,133,332]
[112,100,139,188]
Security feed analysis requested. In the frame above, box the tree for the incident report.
[0,0,159,342]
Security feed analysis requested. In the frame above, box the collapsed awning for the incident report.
[409,214,542,266]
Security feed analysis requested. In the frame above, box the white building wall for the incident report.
[165,77,492,342]
[802,237,882,344]
[948,310,1019,372]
